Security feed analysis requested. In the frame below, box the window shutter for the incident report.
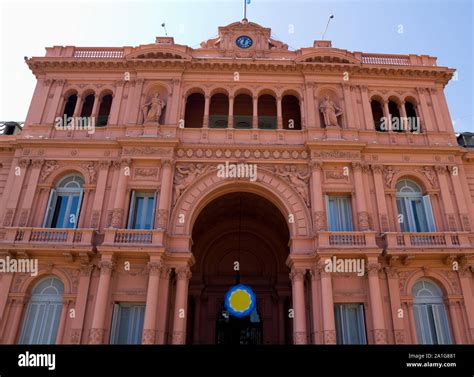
[109,304,121,344]
[151,192,157,229]
[414,304,433,344]
[422,195,436,232]
[43,189,57,227]
[127,191,136,229]
[74,190,84,229]
[432,304,452,344]
[325,194,331,231]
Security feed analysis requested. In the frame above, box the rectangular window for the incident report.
[127,191,156,230]
[413,304,452,345]
[326,196,353,231]
[334,304,367,344]
[43,189,83,229]
[109,303,145,344]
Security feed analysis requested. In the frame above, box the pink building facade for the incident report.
[0,20,473,345]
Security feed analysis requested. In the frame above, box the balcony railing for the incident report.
[318,231,377,248]
[209,115,228,128]
[233,115,252,129]
[2,227,95,246]
[384,232,471,248]
[258,116,277,129]
[103,228,163,246]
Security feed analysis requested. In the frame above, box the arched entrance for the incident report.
[187,192,292,344]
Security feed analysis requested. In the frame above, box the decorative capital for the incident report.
[147,261,162,276]
[371,164,383,174]
[289,268,306,282]
[435,165,448,175]
[98,160,112,169]
[18,159,31,169]
[31,159,45,169]
[160,265,172,279]
[351,161,363,171]
[176,266,192,281]
[367,262,381,276]
[309,160,323,171]
[98,260,115,275]
[384,267,398,279]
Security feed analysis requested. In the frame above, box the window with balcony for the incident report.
[62,93,78,118]
[43,175,84,229]
[127,191,156,230]
[396,180,435,232]
[413,279,452,344]
[97,94,113,126]
[109,303,145,344]
[282,95,301,130]
[326,195,353,231]
[209,93,229,128]
[184,93,205,128]
[371,99,385,132]
[19,277,64,344]
[334,304,367,344]
[233,93,253,129]
[258,94,277,129]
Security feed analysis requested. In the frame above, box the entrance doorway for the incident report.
[188,192,292,344]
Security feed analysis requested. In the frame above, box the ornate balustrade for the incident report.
[317,231,378,248]
[102,228,163,246]
[384,232,471,249]
[1,227,95,246]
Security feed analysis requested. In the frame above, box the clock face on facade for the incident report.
[236,35,253,49]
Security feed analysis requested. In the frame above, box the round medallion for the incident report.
[236,35,253,49]
[224,284,256,318]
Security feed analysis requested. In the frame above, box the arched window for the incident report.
[19,277,64,344]
[282,95,301,130]
[233,94,252,129]
[43,175,85,229]
[80,94,95,118]
[258,94,277,129]
[209,93,229,128]
[405,101,419,133]
[396,179,435,232]
[388,100,402,132]
[371,100,384,131]
[97,94,113,126]
[413,279,452,344]
[62,94,77,118]
[184,93,205,128]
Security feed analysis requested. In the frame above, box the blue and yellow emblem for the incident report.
[224,284,256,318]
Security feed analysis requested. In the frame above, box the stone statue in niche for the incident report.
[319,95,343,127]
[141,93,166,124]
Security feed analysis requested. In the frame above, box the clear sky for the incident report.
[0,0,472,132]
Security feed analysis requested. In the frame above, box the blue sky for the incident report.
[0,0,472,132]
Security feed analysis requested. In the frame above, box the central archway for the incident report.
[187,192,292,344]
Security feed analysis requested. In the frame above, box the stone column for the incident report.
[110,159,131,228]
[458,266,474,341]
[406,301,418,343]
[2,158,30,227]
[290,267,307,344]
[352,162,369,231]
[342,84,355,128]
[435,165,456,231]
[70,264,93,344]
[142,261,162,344]
[73,95,83,117]
[319,263,336,344]
[168,79,181,125]
[359,85,374,130]
[252,95,258,129]
[416,87,434,132]
[385,267,405,344]
[91,94,100,120]
[382,100,391,131]
[55,299,70,344]
[277,95,283,129]
[89,161,111,228]
[367,261,387,344]
[309,267,321,344]
[18,159,44,226]
[89,259,114,344]
[310,160,326,232]
[0,271,14,323]
[371,164,390,232]
[156,266,171,344]
[449,167,472,232]
[447,300,463,344]
[156,159,174,230]
[108,80,124,125]
[228,96,234,128]
[45,80,66,124]
[129,78,144,124]
[304,83,316,128]
[202,94,210,128]
[171,266,192,344]
[6,298,26,343]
